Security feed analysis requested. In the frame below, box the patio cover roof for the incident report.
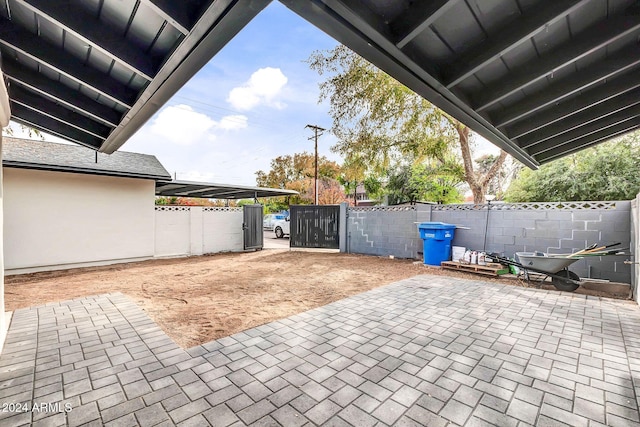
[0,0,270,154]
[281,0,640,168]
[2,0,640,168]
[155,179,299,200]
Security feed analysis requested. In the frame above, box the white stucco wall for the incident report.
[3,168,155,273]
[154,206,191,257]
[154,206,244,257]
[202,207,244,253]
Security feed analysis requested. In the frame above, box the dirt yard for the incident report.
[4,250,630,348]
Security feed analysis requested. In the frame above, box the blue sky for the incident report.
[124,2,341,185]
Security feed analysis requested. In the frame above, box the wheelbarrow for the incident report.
[487,252,581,292]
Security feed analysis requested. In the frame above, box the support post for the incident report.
[339,202,348,253]
[0,72,11,351]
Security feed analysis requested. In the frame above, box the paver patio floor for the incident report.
[0,274,639,426]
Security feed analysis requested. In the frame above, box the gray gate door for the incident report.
[290,205,340,249]
[243,205,263,250]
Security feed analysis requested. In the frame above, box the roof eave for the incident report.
[3,160,172,181]
[99,0,272,154]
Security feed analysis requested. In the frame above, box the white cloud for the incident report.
[149,105,248,145]
[227,67,288,111]
[219,115,248,130]
[150,105,216,145]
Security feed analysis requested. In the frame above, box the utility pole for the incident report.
[305,124,325,205]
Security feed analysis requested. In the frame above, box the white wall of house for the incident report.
[154,206,244,257]
[4,168,155,273]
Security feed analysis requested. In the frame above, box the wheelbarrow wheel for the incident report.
[551,270,580,292]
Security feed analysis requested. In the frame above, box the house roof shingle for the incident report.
[2,137,171,180]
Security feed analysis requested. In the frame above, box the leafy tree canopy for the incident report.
[256,151,345,208]
[256,152,340,189]
[386,159,465,205]
[307,45,508,203]
[504,134,640,202]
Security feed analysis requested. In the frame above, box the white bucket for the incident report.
[452,246,466,262]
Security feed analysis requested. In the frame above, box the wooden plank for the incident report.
[441,261,509,276]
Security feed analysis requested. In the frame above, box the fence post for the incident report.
[339,202,348,253]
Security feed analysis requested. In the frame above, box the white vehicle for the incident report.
[273,217,290,238]
[263,214,286,230]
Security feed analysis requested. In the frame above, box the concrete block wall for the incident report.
[347,201,633,284]
[347,206,421,258]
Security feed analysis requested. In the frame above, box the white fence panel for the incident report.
[203,207,244,253]
[154,206,245,257]
[154,206,191,257]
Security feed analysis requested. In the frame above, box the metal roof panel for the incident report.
[430,2,484,55]
[155,179,300,200]
[469,0,521,36]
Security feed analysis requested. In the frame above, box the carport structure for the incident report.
[155,180,299,201]
[0,0,640,334]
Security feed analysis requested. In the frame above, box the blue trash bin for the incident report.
[418,222,456,266]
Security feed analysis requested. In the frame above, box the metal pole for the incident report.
[306,124,325,205]
[483,200,491,251]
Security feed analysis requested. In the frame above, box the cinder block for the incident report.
[549,212,573,221]
[493,235,515,245]
[513,237,537,248]
[534,220,562,230]
[602,210,630,224]
[503,245,525,257]
[501,227,525,238]
[572,211,602,221]
[571,221,587,230]
[511,219,537,229]
[533,238,562,250]
[571,230,600,241]
[600,231,631,245]
[482,210,504,224]
[504,211,547,221]
[525,228,564,239]
[559,240,582,250]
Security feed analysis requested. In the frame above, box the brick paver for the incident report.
[0,275,639,426]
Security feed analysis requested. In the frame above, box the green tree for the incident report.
[504,134,640,202]
[256,151,342,207]
[336,153,383,205]
[307,45,507,203]
[386,159,464,205]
